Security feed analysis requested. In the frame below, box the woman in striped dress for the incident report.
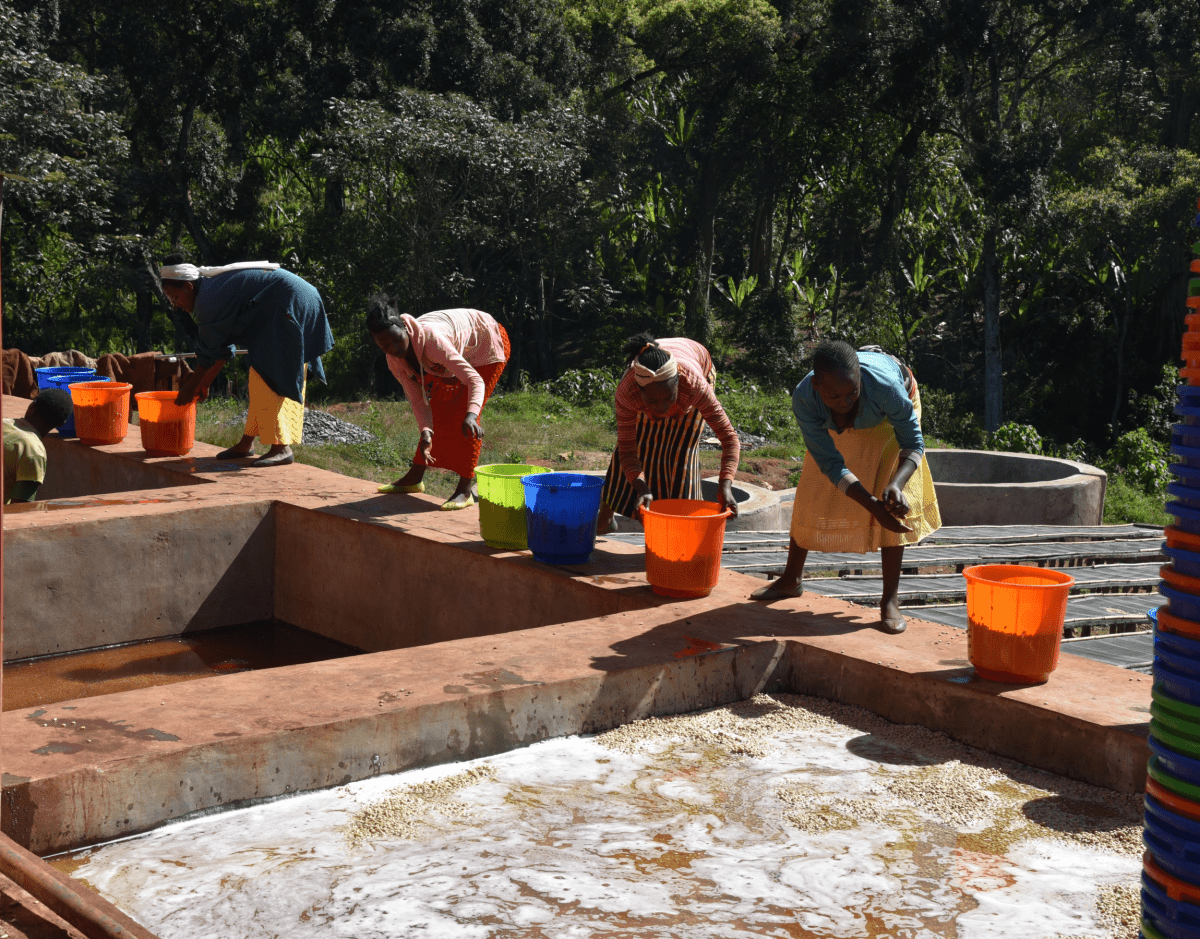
[596,333,741,533]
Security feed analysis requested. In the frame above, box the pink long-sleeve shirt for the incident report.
[386,308,507,434]
[614,338,741,484]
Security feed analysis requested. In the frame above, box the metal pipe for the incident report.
[0,834,160,939]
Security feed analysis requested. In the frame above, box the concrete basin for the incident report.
[924,449,1107,527]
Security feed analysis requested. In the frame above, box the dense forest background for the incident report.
[2,0,1199,462]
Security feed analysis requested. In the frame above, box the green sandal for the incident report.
[377,482,425,494]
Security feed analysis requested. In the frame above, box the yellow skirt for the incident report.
[789,382,941,553]
[245,367,305,446]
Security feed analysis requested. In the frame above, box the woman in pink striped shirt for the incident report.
[597,333,742,532]
[367,295,509,510]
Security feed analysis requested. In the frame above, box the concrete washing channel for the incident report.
[0,392,1151,938]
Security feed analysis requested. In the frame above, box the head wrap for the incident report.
[159,261,280,282]
[630,346,678,386]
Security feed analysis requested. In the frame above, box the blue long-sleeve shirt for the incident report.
[791,350,923,488]
[192,269,335,403]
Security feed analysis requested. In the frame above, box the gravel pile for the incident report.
[303,409,377,446]
[700,427,769,451]
[222,409,377,446]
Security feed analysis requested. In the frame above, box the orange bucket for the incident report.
[1147,777,1200,822]
[1167,527,1200,553]
[963,564,1074,684]
[1144,851,1200,906]
[1163,564,1200,596]
[135,391,196,456]
[642,499,731,598]
[69,381,132,445]
[1158,607,1200,641]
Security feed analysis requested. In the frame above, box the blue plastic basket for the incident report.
[1173,465,1200,488]
[34,366,95,390]
[1173,484,1200,511]
[1173,444,1200,472]
[1163,583,1200,622]
[1145,793,1200,884]
[522,472,604,565]
[1143,871,1200,939]
[52,374,110,437]
[1181,386,1200,409]
[1152,606,1164,626]
[1178,426,1200,448]
[1158,661,1200,708]
[1150,736,1200,788]
[1166,544,1200,579]
[1169,503,1200,535]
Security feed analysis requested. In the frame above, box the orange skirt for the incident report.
[414,326,509,478]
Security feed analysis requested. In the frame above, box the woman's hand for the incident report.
[871,500,913,534]
[632,478,654,518]
[462,412,483,439]
[417,429,435,466]
[718,479,740,518]
[881,483,910,519]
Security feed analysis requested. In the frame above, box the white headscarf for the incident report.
[159,261,280,282]
[630,347,678,386]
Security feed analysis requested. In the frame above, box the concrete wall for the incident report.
[2,502,275,660]
[273,504,654,653]
[925,449,1107,526]
[38,436,206,500]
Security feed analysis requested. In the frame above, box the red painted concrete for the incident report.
[0,393,1152,855]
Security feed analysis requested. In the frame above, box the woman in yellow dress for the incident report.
[751,340,941,634]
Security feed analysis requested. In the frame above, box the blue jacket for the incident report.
[192,269,335,403]
[791,351,923,487]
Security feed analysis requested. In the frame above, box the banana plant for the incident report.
[715,274,757,309]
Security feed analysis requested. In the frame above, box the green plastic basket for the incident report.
[1149,754,1200,802]
[475,463,550,550]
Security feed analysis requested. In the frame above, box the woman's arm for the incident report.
[693,379,741,516]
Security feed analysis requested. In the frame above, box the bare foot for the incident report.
[391,465,426,489]
[254,445,294,467]
[216,434,256,459]
[750,579,803,601]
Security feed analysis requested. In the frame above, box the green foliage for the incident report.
[988,423,1044,455]
[542,369,620,408]
[1103,473,1173,526]
[2,0,1199,473]
[1099,428,1172,499]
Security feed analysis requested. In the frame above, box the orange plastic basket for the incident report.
[1147,778,1200,823]
[1158,607,1200,641]
[69,381,132,445]
[963,564,1074,684]
[135,391,196,456]
[1167,527,1200,553]
[642,499,732,598]
[1144,852,1200,906]
[1163,564,1200,597]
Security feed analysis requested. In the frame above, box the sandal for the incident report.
[439,494,475,511]
[377,482,425,494]
[750,582,804,601]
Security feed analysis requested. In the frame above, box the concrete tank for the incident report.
[923,449,1107,527]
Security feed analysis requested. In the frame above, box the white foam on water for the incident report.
[66,726,1140,938]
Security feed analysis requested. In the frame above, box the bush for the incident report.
[989,422,1044,454]
[1100,427,1171,498]
[919,387,985,448]
[1103,472,1172,525]
[541,369,619,408]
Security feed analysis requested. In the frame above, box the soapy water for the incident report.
[58,695,1141,939]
